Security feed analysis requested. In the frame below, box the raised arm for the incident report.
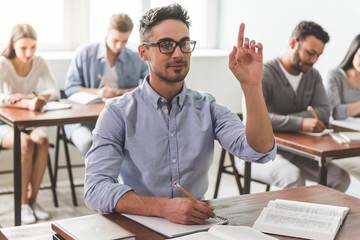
[228,23,274,153]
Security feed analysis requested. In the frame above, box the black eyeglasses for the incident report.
[142,40,196,54]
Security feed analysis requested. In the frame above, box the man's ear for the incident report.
[138,45,148,61]
[289,37,298,49]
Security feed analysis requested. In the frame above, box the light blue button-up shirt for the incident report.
[64,41,149,138]
[84,78,277,213]
[64,41,149,97]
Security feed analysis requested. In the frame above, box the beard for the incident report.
[291,46,313,73]
[153,60,189,83]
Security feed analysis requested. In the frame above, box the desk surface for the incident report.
[0,100,104,129]
[1,185,358,240]
[275,126,360,159]
[0,101,105,226]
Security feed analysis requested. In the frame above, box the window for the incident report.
[89,0,142,50]
[0,0,217,51]
[0,0,65,51]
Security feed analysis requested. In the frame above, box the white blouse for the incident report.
[0,55,60,105]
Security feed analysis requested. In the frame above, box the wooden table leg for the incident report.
[14,127,21,226]
[244,162,251,194]
[318,157,327,186]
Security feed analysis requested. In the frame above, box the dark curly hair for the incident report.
[139,3,191,42]
[291,21,330,44]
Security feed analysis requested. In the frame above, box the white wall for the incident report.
[218,0,360,78]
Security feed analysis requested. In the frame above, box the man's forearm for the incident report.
[114,191,166,217]
[243,84,274,153]
[114,191,216,225]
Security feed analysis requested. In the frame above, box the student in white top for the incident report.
[0,23,59,224]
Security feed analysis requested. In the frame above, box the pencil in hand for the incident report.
[309,106,319,120]
[97,74,109,87]
[174,182,201,204]
[174,182,223,221]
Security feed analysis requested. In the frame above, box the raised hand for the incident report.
[229,23,263,87]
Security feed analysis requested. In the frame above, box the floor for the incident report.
[1,142,360,228]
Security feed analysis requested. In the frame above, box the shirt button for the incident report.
[165,109,168,113]
[170,133,174,137]
[172,159,176,163]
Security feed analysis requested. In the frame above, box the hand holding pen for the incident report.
[97,74,121,98]
[302,106,326,132]
[172,182,216,224]
[97,74,109,87]
[30,91,47,111]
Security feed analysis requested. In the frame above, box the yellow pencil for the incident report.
[97,74,109,87]
[309,106,319,120]
[174,182,201,204]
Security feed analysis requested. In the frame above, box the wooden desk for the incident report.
[0,101,104,226]
[1,185,358,239]
[274,125,360,186]
[209,184,360,240]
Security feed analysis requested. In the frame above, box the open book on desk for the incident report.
[67,91,105,104]
[299,128,334,136]
[122,213,228,238]
[170,225,278,240]
[253,199,350,240]
[42,101,72,111]
[330,117,360,131]
[51,214,135,240]
[330,132,360,144]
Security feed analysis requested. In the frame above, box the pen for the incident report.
[309,106,319,120]
[32,91,38,97]
[174,182,201,204]
[97,74,109,87]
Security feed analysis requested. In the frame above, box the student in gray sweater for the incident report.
[236,21,350,192]
[325,34,360,180]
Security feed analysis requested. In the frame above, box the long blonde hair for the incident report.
[1,23,37,59]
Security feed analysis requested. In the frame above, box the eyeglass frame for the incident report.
[141,39,197,54]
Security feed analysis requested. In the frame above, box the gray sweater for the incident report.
[262,59,330,131]
[325,68,360,120]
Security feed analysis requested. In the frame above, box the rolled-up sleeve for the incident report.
[213,102,277,164]
[84,103,133,213]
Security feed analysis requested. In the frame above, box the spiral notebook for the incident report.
[122,213,228,238]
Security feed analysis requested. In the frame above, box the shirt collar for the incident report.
[97,40,127,63]
[140,76,187,110]
[97,40,107,61]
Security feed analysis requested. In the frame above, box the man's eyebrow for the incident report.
[157,37,190,42]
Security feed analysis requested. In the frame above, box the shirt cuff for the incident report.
[244,139,277,164]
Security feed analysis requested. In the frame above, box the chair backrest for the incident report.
[60,89,67,99]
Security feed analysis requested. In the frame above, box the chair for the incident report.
[213,113,271,198]
[53,90,85,206]
[54,125,85,207]
[0,144,58,207]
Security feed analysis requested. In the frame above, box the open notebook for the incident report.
[42,101,72,111]
[122,213,228,238]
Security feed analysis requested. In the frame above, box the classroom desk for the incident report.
[274,125,360,186]
[1,185,358,240]
[0,101,104,226]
